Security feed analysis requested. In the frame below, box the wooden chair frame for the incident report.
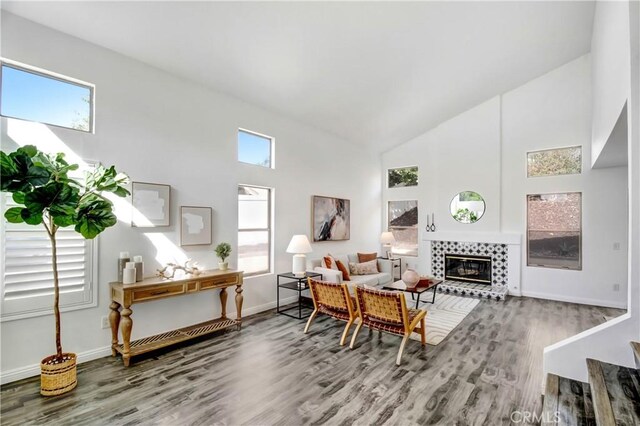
[304,278,358,346]
[350,286,426,365]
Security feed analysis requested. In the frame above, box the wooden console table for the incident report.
[109,269,243,366]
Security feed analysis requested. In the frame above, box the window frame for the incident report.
[0,199,99,322]
[387,166,419,189]
[237,128,275,169]
[526,191,582,271]
[0,58,95,133]
[387,199,419,257]
[526,145,582,178]
[237,184,273,277]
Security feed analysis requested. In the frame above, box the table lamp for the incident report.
[380,231,396,258]
[286,235,313,277]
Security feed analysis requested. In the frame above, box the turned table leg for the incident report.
[235,284,244,330]
[109,301,121,356]
[120,304,133,367]
[220,288,228,319]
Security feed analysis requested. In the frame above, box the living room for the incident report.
[1,1,639,425]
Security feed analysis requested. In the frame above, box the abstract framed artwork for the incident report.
[131,182,171,227]
[180,206,212,246]
[312,195,350,242]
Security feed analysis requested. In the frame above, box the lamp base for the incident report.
[292,254,307,277]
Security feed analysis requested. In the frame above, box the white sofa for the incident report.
[307,254,394,288]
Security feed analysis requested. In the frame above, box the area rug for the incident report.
[412,294,480,346]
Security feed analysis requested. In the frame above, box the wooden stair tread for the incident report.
[543,374,596,426]
[587,358,640,426]
[631,341,640,364]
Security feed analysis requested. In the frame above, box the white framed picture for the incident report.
[131,182,171,227]
[180,206,212,246]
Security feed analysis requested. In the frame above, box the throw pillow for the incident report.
[323,255,338,270]
[335,260,351,281]
[357,252,379,272]
[349,259,379,275]
[357,252,377,263]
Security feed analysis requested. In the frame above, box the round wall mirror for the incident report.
[450,191,485,224]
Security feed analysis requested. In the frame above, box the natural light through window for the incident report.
[388,200,418,257]
[238,185,272,276]
[238,129,273,168]
[1,60,94,132]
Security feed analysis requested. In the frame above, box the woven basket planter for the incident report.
[40,353,77,396]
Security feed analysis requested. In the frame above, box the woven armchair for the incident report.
[304,278,358,346]
[350,286,426,365]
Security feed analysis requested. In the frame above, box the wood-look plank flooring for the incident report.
[0,297,623,426]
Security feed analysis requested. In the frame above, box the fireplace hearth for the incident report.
[445,254,492,285]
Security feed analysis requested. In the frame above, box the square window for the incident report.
[388,200,418,257]
[527,193,582,270]
[238,129,273,168]
[1,60,94,132]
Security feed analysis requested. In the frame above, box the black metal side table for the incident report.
[276,272,322,319]
[378,256,402,280]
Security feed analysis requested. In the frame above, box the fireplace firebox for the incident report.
[444,254,492,285]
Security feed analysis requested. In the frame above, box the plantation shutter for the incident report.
[1,195,96,320]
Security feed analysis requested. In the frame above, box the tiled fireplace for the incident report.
[422,231,522,301]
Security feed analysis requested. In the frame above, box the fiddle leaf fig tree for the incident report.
[1,145,129,362]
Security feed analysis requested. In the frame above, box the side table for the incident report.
[277,272,322,319]
[379,256,402,280]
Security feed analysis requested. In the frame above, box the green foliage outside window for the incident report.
[454,208,478,223]
[388,166,418,188]
[527,146,581,177]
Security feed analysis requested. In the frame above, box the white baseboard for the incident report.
[520,290,627,309]
[1,345,112,385]
[1,296,300,385]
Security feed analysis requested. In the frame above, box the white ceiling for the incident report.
[2,1,595,152]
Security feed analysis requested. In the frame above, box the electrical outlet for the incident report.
[101,316,110,329]
[613,283,620,292]
[613,242,621,250]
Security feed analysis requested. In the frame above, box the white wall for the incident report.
[383,54,628,309]
[502,55,628,307]
[543,0,640,383]
[0,13,381,381]
[591,0,631,165]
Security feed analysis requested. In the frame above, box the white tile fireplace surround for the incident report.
[422,231,522,298]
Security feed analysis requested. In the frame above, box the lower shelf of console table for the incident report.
[109,269,243,366]
[113,317,240,359]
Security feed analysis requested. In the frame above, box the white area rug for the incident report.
[412,294,480,346]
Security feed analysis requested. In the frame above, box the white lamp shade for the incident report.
[286,235,312,254]
[380,232,396,245]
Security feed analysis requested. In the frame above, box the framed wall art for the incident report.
[180,206,212,246]
[131,182,171,227]
[312,195,350,242]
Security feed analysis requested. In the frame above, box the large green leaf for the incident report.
[21,208,43,225]
[75,197,117,239]
[4,207,24,223]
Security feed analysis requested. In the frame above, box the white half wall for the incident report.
[0,13,381,382]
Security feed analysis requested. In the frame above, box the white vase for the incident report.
[402,269,420,289]
[218,262,228,271]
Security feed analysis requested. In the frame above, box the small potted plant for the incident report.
[215,242,232,271]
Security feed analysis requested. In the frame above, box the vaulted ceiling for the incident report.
[2,1,595,151]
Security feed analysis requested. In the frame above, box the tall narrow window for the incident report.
[238,185,272,276]
[238,129,274,168]
[527,193,582,270]
[388,200,418,257]
[0,60,94,132]
[388,166,418,188]
[527,146,582,177]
